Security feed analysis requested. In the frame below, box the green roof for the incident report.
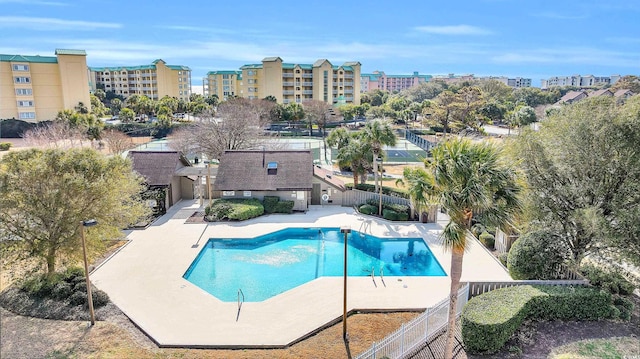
[207,70,242,75]
[361,73,382,80]
[282,63,313,70]
[167,65,191,71]
[89,60,190,73]
[333,66,354,71]
[54,49,86,56]
[0,54,58,63]
[240,64,263,69]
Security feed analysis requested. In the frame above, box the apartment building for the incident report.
[360,71,431,93]
[541,74,621,89]
[431,74,532,88]
[1,49,91,121]
[203,70,242,100]
[234,57,361,105]
[89,59,191,101]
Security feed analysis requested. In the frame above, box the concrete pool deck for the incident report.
[91,200,512,348]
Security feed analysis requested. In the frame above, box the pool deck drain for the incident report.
[91,200,512,347]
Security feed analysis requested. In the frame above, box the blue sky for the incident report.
[1,0,639,87]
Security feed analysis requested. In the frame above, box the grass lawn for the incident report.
[550,337,640,359]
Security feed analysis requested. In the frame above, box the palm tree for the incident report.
[423,138,522,359]
[335,136,372,185]
[361,120,396,192]
[396,167,434,222]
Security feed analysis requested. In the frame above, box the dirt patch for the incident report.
[184,211,206,223]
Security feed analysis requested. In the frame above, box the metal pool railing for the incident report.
[354,283,470,359]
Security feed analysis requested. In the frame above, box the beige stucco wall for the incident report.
[180,177,194,200]
[0,62,20,119]
[312,60,333,104]
[311,177,345,205]
[57,54,91,114]
[262,58,283,102]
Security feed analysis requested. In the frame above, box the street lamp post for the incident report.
[340,226,351,342]
[80,219,98,326]
[377,157,383,216]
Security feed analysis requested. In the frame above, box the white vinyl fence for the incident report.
[355,283,469,359]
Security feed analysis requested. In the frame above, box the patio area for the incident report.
[91,200,511,348]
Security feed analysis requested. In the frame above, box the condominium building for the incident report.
[360,71,431,93]
[541,74,621,89]
[1,49,91,121]
[88,59,191,101]
[431,74,532,88]
[203,70,242,100]
[234,57,361,105]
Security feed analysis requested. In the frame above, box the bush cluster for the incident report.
[358,199,410,221]
[507,229,570,280]
[205,198,264,221]
[19,267,110,308]
[462,285,618,354]
[479,231,495,249]
[349,183,408,199]
[262,196,294,214]
[0,142,12,151]
[580,264,636,295]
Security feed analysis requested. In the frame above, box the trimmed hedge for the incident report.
[580,264,635,295]
[382,209,409,221]
[365,199,410,218]
[0,142,12,151]
[205,198,264,221]
[479,231,495,249]
[507,229,570,280]
[263,196,280,214]
[359,204,377,215]
[274,200,294,214]
[462,285,617,354]
[349,183,408,199]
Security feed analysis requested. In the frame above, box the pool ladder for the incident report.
[371,266,386,288]
[236,288,244,322]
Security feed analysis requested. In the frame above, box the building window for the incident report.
[248,79,257,84]
[19,112,36,119]
[247,70,256,76]
[267,162,277,175]
[222,74,229,79]
[15,88,33,95]
[14,76,30,83]
[12,64,29,71]
[179,78,182,82]
[17,100,34,107]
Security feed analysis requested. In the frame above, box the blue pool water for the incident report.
[183,227,446,302]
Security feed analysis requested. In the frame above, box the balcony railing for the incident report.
[283,82,294,86]
[303,82,313,86]
[302,74,313,78]
[283,90,294,95]
[283,73,294,78]
[302,90,313,95]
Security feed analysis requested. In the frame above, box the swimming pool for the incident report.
[183,227,446,302]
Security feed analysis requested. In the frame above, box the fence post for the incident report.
[400,323,405,355]
[424,307,430,341]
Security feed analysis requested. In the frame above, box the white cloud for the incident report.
[0,16,121,30]
[413,25,493,36]
[491,48,640,67]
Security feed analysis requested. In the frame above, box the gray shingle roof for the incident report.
[313,165,346,191]
[214,150,313,191]
[128,151,191,186]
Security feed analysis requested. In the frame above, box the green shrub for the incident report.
[396,212,409,221]
[68,291,87,306]
[365,199,410,216]
[613,296,634,321]
[263,196,280,214]
[225,198,264,220]
[51,282,73,300]
[274,200,294,214]
[498,253,509,267]
[205,202,233,221]
[479,231,495,249]
[358,204,377,215]
[507,229,570,280]
[382,209,398,221]
[462,285,616,354]
[92,289,110,308]
[0,142,12,151]
[20,273,63,298]
[354,183,408,198]
[580,264,635,295]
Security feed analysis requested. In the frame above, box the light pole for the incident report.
[80,219,98,326]
[340,226,351,342]
[377,157,383,216]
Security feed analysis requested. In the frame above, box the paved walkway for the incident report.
[91,200,511,348]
